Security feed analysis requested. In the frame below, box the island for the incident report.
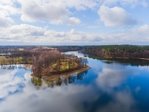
[31,48,89,86]
[0,46,89,86]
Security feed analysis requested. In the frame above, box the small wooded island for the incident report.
[31,48,89,86]
[0,47,89,86]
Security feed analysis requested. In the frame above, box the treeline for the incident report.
[0,50,35,65]
[55,46,83,52]
[0,47,53,65]
[82,45,149,59]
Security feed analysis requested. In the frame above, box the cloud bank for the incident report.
[0,0,149,45]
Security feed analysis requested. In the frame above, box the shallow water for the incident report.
[0,52,149,112]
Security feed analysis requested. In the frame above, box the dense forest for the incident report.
[81,45,149,60]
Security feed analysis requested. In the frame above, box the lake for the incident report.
[0,51,149,112]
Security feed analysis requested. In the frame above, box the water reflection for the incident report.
[96,63,135,91]
[31,70,88,88]
[0,64,32,70]
[103,59,149,66]
[0,52,149,112]
[0,65,31,102]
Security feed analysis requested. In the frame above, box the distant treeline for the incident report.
[0,47,52,65]
[1,45,149,61]
[81,45,149,59]
[55,46,83,52]
[54,45,149,59]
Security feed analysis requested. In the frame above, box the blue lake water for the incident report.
[0,51,149,112]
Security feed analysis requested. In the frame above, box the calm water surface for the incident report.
[0,51,149,112]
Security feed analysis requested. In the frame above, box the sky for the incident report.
[0,0,149,45]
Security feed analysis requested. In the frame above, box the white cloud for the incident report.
[100,0,149,7]
[136,24,149,34]
[0,0,20,15]
[18,0,69,24]
[0,15,14,27]
[0,24,102,45]
[0,0,20,27]
[16,0,97,24]
[67,17,81,25]
[98,6,136,27]
[0,23,149,45]
[0,0,14,5]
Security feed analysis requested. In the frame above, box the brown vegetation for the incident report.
[32,49,88,78]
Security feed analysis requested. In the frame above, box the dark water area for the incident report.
[0,51,149,112]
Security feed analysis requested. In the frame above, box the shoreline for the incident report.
[87,55,149,61]
[104,57,149,61]
[35,66,90,82]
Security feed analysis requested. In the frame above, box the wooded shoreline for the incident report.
[1,45,149,71]
[0,47,89,80]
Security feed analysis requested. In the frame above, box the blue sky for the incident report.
[0,0,149,45]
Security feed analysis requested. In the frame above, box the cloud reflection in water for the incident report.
[0,54,149,112]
